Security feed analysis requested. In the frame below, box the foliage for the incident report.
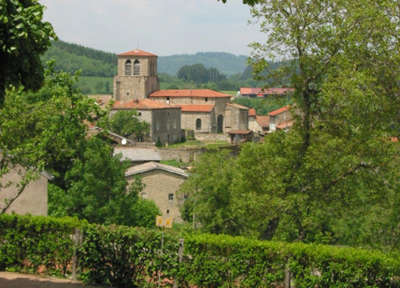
[180,151,238,234]
[1,214,400,288]
[177,63,226,84]
[42,40,117,77]
[109,110,150,140]
[0,66,102,191]
[180,0,400,250]
[0,214,81,275]
[0,66,157,227]
[0,0,56,104]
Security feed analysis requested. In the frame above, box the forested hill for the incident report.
[41,40,248,77]
[158,52,248,75]
[41,40,117,77]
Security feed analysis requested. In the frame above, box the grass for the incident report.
[160,160,186,168]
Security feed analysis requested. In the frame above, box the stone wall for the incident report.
[181,111,214,133]
[151,108,182,144]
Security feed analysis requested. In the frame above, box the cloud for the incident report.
[39,0,264,56]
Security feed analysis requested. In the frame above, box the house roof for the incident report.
[256,115,270,128]
[149,89,231,98]
[112,99,179,110]
[227,103,249,110]
[240,87,294,96]
[248,108,256,117]
[118,49,157,57]
[269,105,290,116]
[228,130,252,135]
[179,104,215,113]
[125,161,188,178]
[114,147,161,162]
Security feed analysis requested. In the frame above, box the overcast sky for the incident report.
[39,0,264,56]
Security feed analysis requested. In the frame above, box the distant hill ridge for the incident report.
[41,40,249,77]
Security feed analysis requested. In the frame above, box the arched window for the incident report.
[196,118,202,130]
[125,60,132,75]
[134,59,140,75]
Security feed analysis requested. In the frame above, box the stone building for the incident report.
[0,165,50,216]
[125,162,188,222]
[112,99,182,144]
[112,49,251,137]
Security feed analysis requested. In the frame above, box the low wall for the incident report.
[158,145,240,163]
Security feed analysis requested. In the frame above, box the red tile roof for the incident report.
[179,104,215,113]
[248,108,256,117]
[149,89,231,98]
[240,87,294,96]
[256,115,270,128]
[112,99,178,110]
[269,105,290,116]
[118,49,157,57]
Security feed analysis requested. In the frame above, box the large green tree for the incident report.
[0,0,55,104]
[185,0,400,250]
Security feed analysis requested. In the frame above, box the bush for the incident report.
[1,214,399,288]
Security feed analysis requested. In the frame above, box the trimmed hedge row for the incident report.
[0,214,399,287]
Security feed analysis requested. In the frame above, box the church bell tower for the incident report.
[113,49,160,102]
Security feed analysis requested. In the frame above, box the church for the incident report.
[112,49,250,144]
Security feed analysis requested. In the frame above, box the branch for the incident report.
[0,178,29,214]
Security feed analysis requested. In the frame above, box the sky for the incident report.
[39,0,265,56]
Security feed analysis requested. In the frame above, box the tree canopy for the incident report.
[0,0,56,104]
[183,0,400,250]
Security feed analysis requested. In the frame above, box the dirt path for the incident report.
[0,272,97,288]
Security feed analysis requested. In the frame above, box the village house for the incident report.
[268,105,293,132]
[125,161,188,222]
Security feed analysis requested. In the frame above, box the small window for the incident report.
[166,97,170,104]
[205,97,208,102]
[138,112,142,116]
[196,118,202,130]
[134,59,140,75]
[125,60,132,75]
[166,209,170,214]
[168,193,174,201]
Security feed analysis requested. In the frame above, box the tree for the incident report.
[0,66,102,212]
[109,110,150,141]
[0,0,56,105]
[177,64,226,84]
[51,137,159,227]
[187,0,400,250]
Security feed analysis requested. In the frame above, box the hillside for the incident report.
[41,40,248,77]
[158,52,248,75]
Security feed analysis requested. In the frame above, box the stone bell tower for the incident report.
[113,49,160,102]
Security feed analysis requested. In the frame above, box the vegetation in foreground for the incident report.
[1,214,399,288]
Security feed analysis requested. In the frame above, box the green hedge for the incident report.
[0,214,399,287]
